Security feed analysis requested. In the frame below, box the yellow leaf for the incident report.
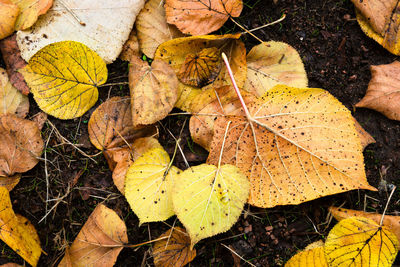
[135,0,183,58]
[329,206,400,249]
[11,0,52,30]
[125,147,180,224]
[0,67,28,117]
[352,0,400,55]
[244,41,308,97]
[173,164,249,248]
[58,204,128,267]
[153,227,196,267]
[20,41,107,119]
[129,59,178,126]
[325,217,399,266]
[0,0,19,40]
[207,85,376,208]
[0,187,41,266]
[285,241,327,267]
[353,118,375,149]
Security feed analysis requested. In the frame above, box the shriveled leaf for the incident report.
[352,0,400,55]
[20,41,107,119]
[173,164,249,247]
[0,114,43,177]
[125,147,180,224]
[0,67,29,117]
[325,217,399,266]
[0,174,20,191]
[0,35,29,95]
[136,0,183,58]
[129,59,178,126]
[0,187,41,266]
[16,0,145,64]
[11,0,52,30]
[285,241,327,267]
[330,206,400,249]
[353,118,375,149]
[153,227,196,267]
[244,41,308,97]
[165,0,242,35]
[155,34,247,103]
[120,29,140,62]
[356,61,400,120]
[88,96,156,150]
[207,85,376,208]
[0,0,19,40]
[58,204,128,267]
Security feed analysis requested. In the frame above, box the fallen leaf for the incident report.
[353,118,375,149]
[119,29,140,62]
[0,174,20,191]
[285,241,327,267]
[131,137,162,161]
[244,41,308,97]
[329,206,400,249]
[135,0,183,58]
[11,0,53,31]
[16,0,145,63]
[352,0,400,55]
[0,187,41,266]
[0,114,43,177]
[58,204,128,267]
[207,85,376,208]
[0,0,19,40]
[0,67,29,117]
[20,41,107,119]
[88,97,155,151]
[174,83,203,112]
[165,0,243,35]
[153,227,196,267]
[129,59,178,126]
[31,112,47,130]
[173,164,249,247]
[0,263,23,267]
[0,35,29,95]
[356,61,400,120]
[325,217,399,266]
[125,147,180,224]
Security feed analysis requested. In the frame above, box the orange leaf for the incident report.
[153,227,196,267]
[12,0,53,31]
[0,0,19,40]
[353,118,375,149]
[356,61,400,120]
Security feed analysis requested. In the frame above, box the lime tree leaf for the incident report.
[11,0,53,31]
[20,41,107,119]
[0,67,29,117]
[173,164,249,247]
[0,0,19,40]
[285,241,327,267]
[125,147,180,224]
[325,217,399,266]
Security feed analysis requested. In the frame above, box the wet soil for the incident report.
[1,0,400,266]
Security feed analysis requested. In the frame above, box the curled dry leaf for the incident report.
[0,0,19,40]
[285,241,327,267]
[207,85,376,208]
[0,114,43,177]
[16,0,145,63]
[0,67,29,118]
[125,147,180,224]
[329,206,400,248]
[352,0,400,55]
[244,41,308,97]
[129,59,178,126]
[165,0,242,35]
[0,187,41,266]
[135,0,183,58]
[20,41,107,120]
[325,217,399,266]
[58,204,128,267]
[0,35,29,95]
[173,164,249,248]
[12,0,53,31]
[153,227,196,267]
[119,29,140,62]
[356,61,400,120]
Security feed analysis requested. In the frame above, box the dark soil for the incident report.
[1,0,400,266]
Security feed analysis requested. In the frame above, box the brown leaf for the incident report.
[356,61,400,120]
[120,29,140,62]
[153,227,196,267]
[0,35,29,95]
[31,112,47,131]
[129,59,178,126]
[165,0,242,35]
[0,174,20,191]
[0,0,19,40]
[353,118,375,149]
[58,204,128,267]
[0,263,23,267]
[0,114,43,177]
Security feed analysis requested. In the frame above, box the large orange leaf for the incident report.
[0,0,19,40]
[207,85,376,208]
[11,0,53,30]
[165,0,242,35]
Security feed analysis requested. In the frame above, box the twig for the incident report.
[380,185,396,226]
[221,243,257,267]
